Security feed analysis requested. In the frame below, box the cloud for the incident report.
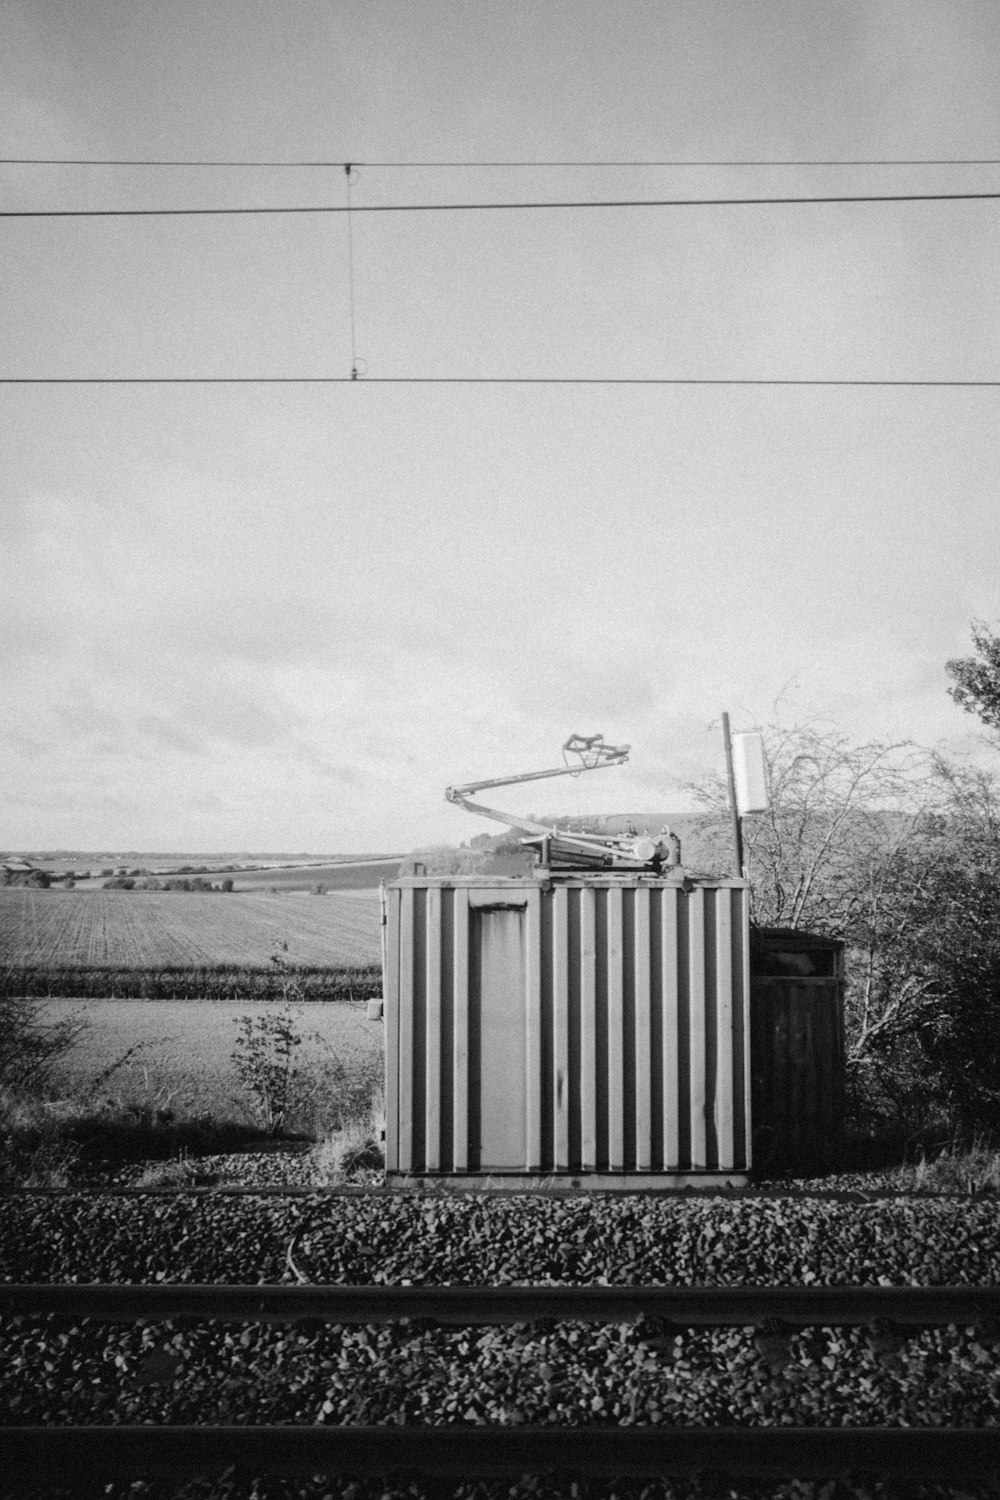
[289,741,361,783]
[51,684,123,741]
[511,650,658,727]
[135,715,200,755]
[172,681,288,751]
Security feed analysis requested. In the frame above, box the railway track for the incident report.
[5,1280,1000,1327]
[3,1280,1000,1485]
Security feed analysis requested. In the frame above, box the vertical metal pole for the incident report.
[379,881,388,989]
[722,712,745,878]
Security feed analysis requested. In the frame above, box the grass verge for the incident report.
[0,1044,386,1188]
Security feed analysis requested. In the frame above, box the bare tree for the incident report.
[686,712,926,936]
[682,713,1000,1127]
[854,757,1000,1127]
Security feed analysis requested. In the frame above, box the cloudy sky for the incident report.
[3,0,1000,852]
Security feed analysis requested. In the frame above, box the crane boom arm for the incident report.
[445,734,629,803]
[444,733,682,873]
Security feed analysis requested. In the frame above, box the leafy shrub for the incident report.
[3,868,51,888]
[231,944,383,1137]
[231,1006,303,1134]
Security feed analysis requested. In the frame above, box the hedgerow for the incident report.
[0,964,382,1002]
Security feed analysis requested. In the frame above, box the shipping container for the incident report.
[384,875,751,1188]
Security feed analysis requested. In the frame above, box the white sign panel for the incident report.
[732,731,769,814]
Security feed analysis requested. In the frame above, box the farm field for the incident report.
[0,887,382,968]
[42,999,383,1117]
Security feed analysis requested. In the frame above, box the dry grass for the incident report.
[308,1081,386,1185]
[40,999,382,1122]
[130,1152,220,1189]
[895,1134,1000,1194]
[0,1109,81,1188]
[0,1082,264,1186]
[0,997,386,1187]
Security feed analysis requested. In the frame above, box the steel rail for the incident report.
[2,1424,1000,1482]
[4,1282,1000,1327]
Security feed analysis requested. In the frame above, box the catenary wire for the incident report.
[5,191,1000,217]
[5,156,1000,168]
[3,377,1000,386]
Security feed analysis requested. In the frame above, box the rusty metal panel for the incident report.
[385,876,750,1182]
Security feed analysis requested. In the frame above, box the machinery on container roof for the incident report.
[445,733,682,873]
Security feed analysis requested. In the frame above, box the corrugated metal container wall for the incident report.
[750,929,846,1172]
[384,876,751,1187]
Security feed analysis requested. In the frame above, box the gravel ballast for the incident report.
[3,1191,1000,1499]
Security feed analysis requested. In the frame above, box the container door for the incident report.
[467,892,530,1169]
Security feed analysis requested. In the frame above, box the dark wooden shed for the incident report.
[750,927,846,1173]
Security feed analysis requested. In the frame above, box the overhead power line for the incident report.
[5,191,1000,218]
[5,156,1000,168]
[3,376,999,387]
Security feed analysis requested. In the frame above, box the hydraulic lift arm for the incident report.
[445,734,681,872]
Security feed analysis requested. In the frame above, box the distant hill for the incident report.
[228,858,402,892]
[5,853,402,887]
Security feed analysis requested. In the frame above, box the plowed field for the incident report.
[0,888,381,968]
